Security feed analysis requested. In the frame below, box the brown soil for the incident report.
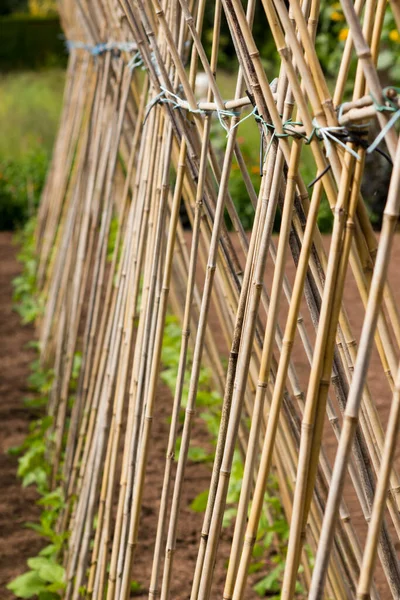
[132,379,258,598]
[0,232,43,599]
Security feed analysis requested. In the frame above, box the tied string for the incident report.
[371,86,400,113]
[252,99,395,166]
[143,86,247,132]
[158,87,245,134]
[144,90,168,124]
[143,87,205,125]
[251,107,370,183]
[368,109,400,154]
[67,41,145,73]
[159,86,205,114]
[127,51,144,71]
[66,40,138,58]
[309,118,367,161]
[368,87,400,154]
[255,113,305,156]
[216,107,242,134]
[308,119,372,186]
[249,102,308,175]
[143,84,390,171]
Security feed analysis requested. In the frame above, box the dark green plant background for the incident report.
[0,69,65,230]
[0,16,67,71]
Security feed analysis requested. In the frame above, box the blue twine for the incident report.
[370,87,400,113]
[143,90,167,124]
[216,107,242,134]
[252,112,305,166]
[367,109,400,154]
[150,52,161,76]
[365,87,400,153]
[144,85,242,132]
[337,88,400,155]
[143,83,392,162]
[66,40,92,53]
[66,40,137,57]
[127,51,144,71]
[159,86,205,114]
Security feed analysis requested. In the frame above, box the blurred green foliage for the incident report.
[315,2,400,86]
[0,15,67,71]
[0,150,48,229]
[0,0,27,16]
[201,3,279,75]
[201,1,399,232]
[0,69,64,229]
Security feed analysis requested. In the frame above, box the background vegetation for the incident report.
[0,70,65,229]
[0,16,66,71]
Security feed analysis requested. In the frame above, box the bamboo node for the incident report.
[244,535,257,547]
[220,469,231,478]
[301,422,314,433]
[257,381,268,389]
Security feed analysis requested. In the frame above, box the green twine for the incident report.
[143,84,397,160]
[367,108,400,154]
[367,87,400,154]
[370,87,400,113]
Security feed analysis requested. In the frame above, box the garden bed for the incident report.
[0,232,43,598]
[3,231,400,598]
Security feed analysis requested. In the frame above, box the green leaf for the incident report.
[27,557,65,585]
[222,507,237,528]
[248,561,264,574]
[190,489,209,513]
[39,545,57,558]
[131,580,143,594]
[27,557,50,571]
[38,488,64,509]
[378,50,393,71]
[45,582,66,593]
[23,395,48,409]
[252,543,264,559]
[41,563,65,585]
[389,62,400,80]
[253,563,284,596]
[7,443,24,456]
[188,446,212,463]
[199,412,220,437]
[22,468,49,492]
[38,592,60,600]
[7,571,47,598]
[71,352,82,381]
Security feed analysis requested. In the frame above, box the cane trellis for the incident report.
[34,0,400,598]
